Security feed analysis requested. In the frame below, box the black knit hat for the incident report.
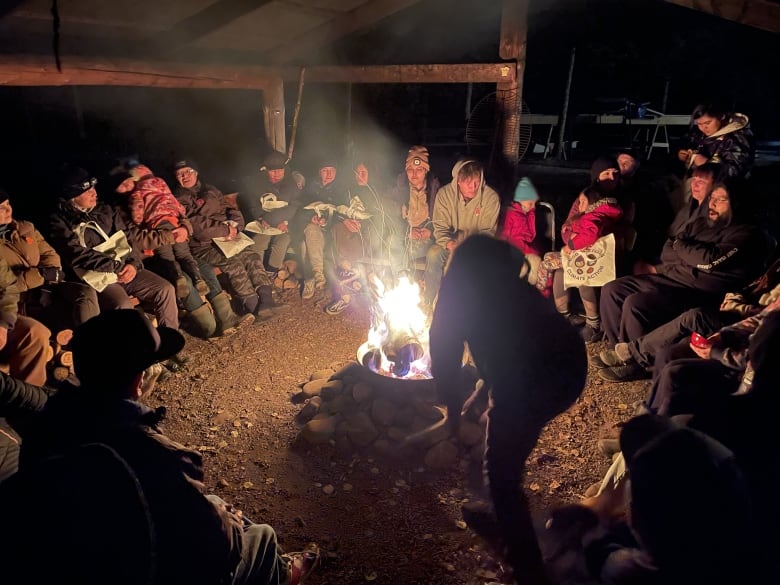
[0,187,8,205]
[589,157,620,183]
[262,151,288,171]
[60,167,97,199]
[318,157,338,170]
[173,159,198,173]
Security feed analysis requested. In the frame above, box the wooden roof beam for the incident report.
[0,56,280,89]
[0,57,516,87]
[283,63,516,84]
[267,0,425,63]
[664,0,780,34]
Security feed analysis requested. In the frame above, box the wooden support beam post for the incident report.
[496,0,529,169]
[262,79,286,154]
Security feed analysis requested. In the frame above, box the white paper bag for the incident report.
[561,233,617,289]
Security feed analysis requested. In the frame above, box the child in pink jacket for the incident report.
[537,157,624,342]
[499,177,543,284]
[120,164,207,298]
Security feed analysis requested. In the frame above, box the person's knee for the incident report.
[679,307,708,330]
[19,318,51,350]
[426,244,444,265]
[159,278,176,300]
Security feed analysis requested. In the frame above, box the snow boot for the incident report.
[186,302,217,339]
[211,291,254,336]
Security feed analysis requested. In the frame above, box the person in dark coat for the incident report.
[173,160,283,320]
[47,167,180,330]
[17,310,319,585]
[677,103,754,181]
[600,181,765,346]
[430,234,587,585]
[238,151,300,275]
[0,371,49,483]
[583,414,758,585]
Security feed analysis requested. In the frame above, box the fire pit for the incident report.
[294,277,487,470]
[356,275,431,379]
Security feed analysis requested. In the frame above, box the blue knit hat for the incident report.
[513,177,539,203]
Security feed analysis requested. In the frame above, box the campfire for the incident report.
[293,276,486,471]
[356,275,431,379]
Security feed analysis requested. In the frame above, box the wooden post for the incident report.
[262,79,286,154]
[287,68,306,161]
[465,81,473,120]
[346,82,353,161]
[496,0,529,170]
[557,46,576,160]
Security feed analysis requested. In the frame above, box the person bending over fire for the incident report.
[429,234,587,585]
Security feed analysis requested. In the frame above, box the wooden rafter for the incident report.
[265,0,425,63]
[163,0,275,48]
[0,56,516,88]
[664,0,780,33]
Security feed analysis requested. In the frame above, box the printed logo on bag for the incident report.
[566,239,608,281]
[561,233,616,290]
[567,242,607,282]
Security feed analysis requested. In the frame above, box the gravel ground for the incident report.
[148,285,648,585]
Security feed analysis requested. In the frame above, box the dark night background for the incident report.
[0,0,778,224]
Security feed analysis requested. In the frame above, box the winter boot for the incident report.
[211,291,254,336]
[240,293,260,316]
[256,285,290,321]
[186,302,217,339]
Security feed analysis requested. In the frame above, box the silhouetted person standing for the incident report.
[430,235,587,584]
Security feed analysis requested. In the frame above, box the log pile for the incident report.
[273,259,301,290]
[294,361,487,470]
[49,329,74,382]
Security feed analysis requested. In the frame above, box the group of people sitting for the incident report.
[428,102,779,585]
[0,100,772,584]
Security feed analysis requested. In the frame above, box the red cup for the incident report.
[690,332,711,349]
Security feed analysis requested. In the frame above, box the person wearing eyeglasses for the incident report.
[48,166,180,333]
[173,160,286,320]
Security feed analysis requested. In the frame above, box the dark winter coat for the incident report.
[0,372,49,483]
[430,235,586,420]
[658,214,764,294]
[48,201,175,282]
[20,385,244,585]
[174,181,245,254]
[680,113,754,180]
[238,173,300,227]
